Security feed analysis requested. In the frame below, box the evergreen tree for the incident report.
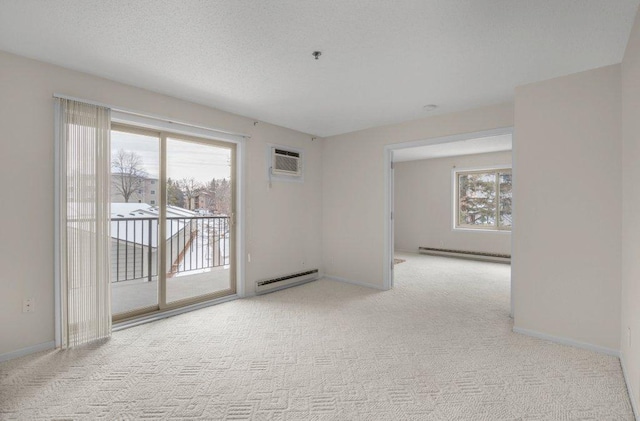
[499,173,512,227]
[458,173,496,225]
[166,178,184,207]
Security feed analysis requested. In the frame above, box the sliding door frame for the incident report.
[111,123,238,323]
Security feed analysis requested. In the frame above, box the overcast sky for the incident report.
[111,130,231,182]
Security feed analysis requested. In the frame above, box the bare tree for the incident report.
[202,179,217,212]
[201,178,231,215]
[178,177,203,210]
[214,178,231,215]
[112,149,148,203]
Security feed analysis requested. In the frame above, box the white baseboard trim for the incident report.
[513,327,620,357]
[621,355,640,420]
[0,340,56,363]
[419,249,510,264]
[324,275,389,291]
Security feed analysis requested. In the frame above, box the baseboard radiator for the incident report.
[255,269,320,295]
[418,247,511,264]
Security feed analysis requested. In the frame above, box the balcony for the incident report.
[110,213,231,315]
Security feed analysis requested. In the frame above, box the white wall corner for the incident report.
[0,341,56,363]
[242,289,257,298]
[621,355,640,420]
[513,327,620,357]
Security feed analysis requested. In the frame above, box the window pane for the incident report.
[458,172,497,227]
[499,172,512,228]
[165,137,233,304]
[110,129,160,316]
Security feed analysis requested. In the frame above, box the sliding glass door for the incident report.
[110,127,160,317]
[110,125,235,321]
[164,136,234,304]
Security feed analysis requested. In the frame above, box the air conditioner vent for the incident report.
[272,147,301,176]
[274,149,300,158]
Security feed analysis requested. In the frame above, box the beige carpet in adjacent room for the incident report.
[0,253,633,420]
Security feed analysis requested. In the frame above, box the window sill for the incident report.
[453,227,512,234]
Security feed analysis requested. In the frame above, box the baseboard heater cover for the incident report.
[418,247,511,263]
[255,269,319,294]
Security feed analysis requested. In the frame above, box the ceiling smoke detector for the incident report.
[423,104,438,112]
[312,51,322,60]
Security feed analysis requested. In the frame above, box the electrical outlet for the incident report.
[23,298,34,313]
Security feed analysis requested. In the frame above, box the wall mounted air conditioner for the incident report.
[272,148,301,177]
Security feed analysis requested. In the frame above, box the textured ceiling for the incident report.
[394,134,512,162]
[0,1,638,137]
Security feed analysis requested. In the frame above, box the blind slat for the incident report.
[57,98,112,348]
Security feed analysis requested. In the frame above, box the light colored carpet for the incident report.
[0,253,634,420]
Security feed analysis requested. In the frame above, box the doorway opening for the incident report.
[384,127,514,316]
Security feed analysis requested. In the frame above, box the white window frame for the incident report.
[452,165,512,232]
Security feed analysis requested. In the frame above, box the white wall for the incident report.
[621,7,640,412]
[512,64,622,352]
[394,151,512,255]
[0,51,323,357]
[322,104,514,287]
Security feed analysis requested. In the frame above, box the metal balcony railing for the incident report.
[110,216,230,283]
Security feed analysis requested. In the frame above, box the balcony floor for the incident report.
[111,267,231,315]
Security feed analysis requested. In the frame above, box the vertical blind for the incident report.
[56,98,112,347]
